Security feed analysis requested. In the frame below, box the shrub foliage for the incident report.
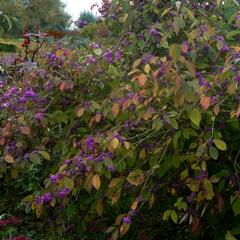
[1,0,240,239]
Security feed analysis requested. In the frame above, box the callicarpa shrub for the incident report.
[2,0,240,239]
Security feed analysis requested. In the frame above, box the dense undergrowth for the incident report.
[1,0,240,239]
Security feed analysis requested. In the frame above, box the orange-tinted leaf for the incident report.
[20,126,31,136]
[0,138,5,146]
[5,154,14,163]
[109,178,123,188]
[152,69,160,79]
[131,200,138,210]
[120,224,130,237]
[200,95,211,110]
[122,100,130,111]
[59,82,66,92]
[127,170,145,186]
[3,122,12,137]
[181,42,189,53]
[137,74,147,86]
[95,113,102,122]
[213,104,220,116]
[236,105,240,118]
[77,107,85,117]
[191,216,200,236]
[112,103,120,117]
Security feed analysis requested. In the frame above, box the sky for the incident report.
[63,0,102,21]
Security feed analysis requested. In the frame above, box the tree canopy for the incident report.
[0,0,70,36]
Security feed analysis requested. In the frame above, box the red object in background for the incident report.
[22,27,31,48]
[0,216,21,228]
[5,235,30,240]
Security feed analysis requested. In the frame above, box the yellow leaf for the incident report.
[131,201,138,210]
[161,7,172,18]
[213,139,227,151]
[124,141,130,150]
[50,197,56,207]
[115,214,126,225]
[77,107,85,118]
[108,178,123,188]
[22,195,34,202]
[112,103,120,117]
[36,203,43,218]
[139,149,146,159]
[92,174,101,190]
[96,198,103,216]
[112,138,119,149]
[56,49,63,57]
[216,0,221,6]
[149,194,155,209]
[133,59,141,68]
[227,83,236,95]
[144,64,151,74]
[5,154,14,163]
[119,13,128,22]
[127,170,145,186]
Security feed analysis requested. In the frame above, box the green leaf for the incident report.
[209,146,218,160]
[169,119,179,129]
[232,199,240,216]
[152,118,163,130]
[169,44,181,62]
[189,109,201,127]
[171,210,178,224]
[39,151,50,161]
[213,139,227,151]
[225,231,237,240]
[173,16,184,35]
[163,210,172,221]
[63,177,74,190]
[161,7,172,18]
[49,110,68,124]
[204,179,214,200]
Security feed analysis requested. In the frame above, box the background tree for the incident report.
[22,0,71,32]
[79,11,97,24]
[0,0,70,37]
